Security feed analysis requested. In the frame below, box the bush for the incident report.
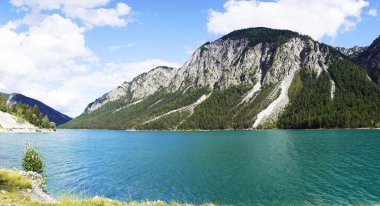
[22,145,44,174]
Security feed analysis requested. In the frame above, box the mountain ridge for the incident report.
[2,93,72,126]
[355,36,380,86]
[62,27,380,130]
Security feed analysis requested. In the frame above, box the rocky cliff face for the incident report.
[336,46,367,58]
[64,28,380,130]
[85,66,176,113]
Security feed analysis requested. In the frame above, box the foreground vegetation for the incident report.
[0,96,55,130]
[0,168,215,206]
[0,169,32,205]
[22,146,45,175]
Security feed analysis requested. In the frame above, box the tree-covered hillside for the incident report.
[8,93,72,125]
[221,27,309,46]
[279,59,380,128]
[0,96,56,129]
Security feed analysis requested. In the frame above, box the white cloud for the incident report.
[108,43,136,51]
[368,8,377,16]
[0,13,97,116]
[9,0,132,28]
[0,1,177,117]
[10,0,111,10]
[207,0,369,39]
[1,57,180,117]
[0,14,93,81]
[0,12,179,116]
[64,3,132,28]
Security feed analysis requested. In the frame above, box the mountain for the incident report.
[62,27,380,130]
[335,46,367,58]
[355,36,380,86]
[5,93,72,126]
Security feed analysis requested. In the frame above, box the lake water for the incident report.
[0,129,379,205]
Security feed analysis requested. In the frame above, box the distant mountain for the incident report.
[5,93,72,126]
[0,92,11,101]
[62,27,380,130]
[355,36,380,86]
[335,46,367,59]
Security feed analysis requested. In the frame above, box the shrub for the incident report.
[22,145,44,174]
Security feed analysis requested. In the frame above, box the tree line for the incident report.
[0,96,56,129]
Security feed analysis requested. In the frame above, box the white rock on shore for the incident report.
[19,170,56,203]
[0,111,54,133]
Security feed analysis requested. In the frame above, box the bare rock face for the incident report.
[84,83,130,113]
[19,170,56,203]
[336,46,367,58]
[85,66,176,113]
[130,66,177,100]
[81,28,340,128]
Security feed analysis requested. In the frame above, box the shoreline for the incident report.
[0,168,214,206]
[0,128,55,133]
[58,127,380,132]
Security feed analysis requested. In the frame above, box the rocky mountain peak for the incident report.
[83,27,338,129]
[336,46,367,58]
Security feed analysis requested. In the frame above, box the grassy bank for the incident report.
[0,169,215,206]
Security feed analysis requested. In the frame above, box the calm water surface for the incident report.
[0,129,379,205]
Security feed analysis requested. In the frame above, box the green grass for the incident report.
[0,169,33,206]
[17,117,27,124]
[0,169,32,191]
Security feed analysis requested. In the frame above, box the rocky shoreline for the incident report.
[0,111,56,133]
[0,128,55,133]
[18,170,56,203]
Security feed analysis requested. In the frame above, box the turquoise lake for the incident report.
[0,129,380,205]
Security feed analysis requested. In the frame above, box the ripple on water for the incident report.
[1,130,380,205]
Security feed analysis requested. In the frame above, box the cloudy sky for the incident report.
[0,0,379,117]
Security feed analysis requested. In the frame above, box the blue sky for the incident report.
[0,0,379,117]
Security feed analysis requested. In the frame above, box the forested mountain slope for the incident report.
[7,93,72,126]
